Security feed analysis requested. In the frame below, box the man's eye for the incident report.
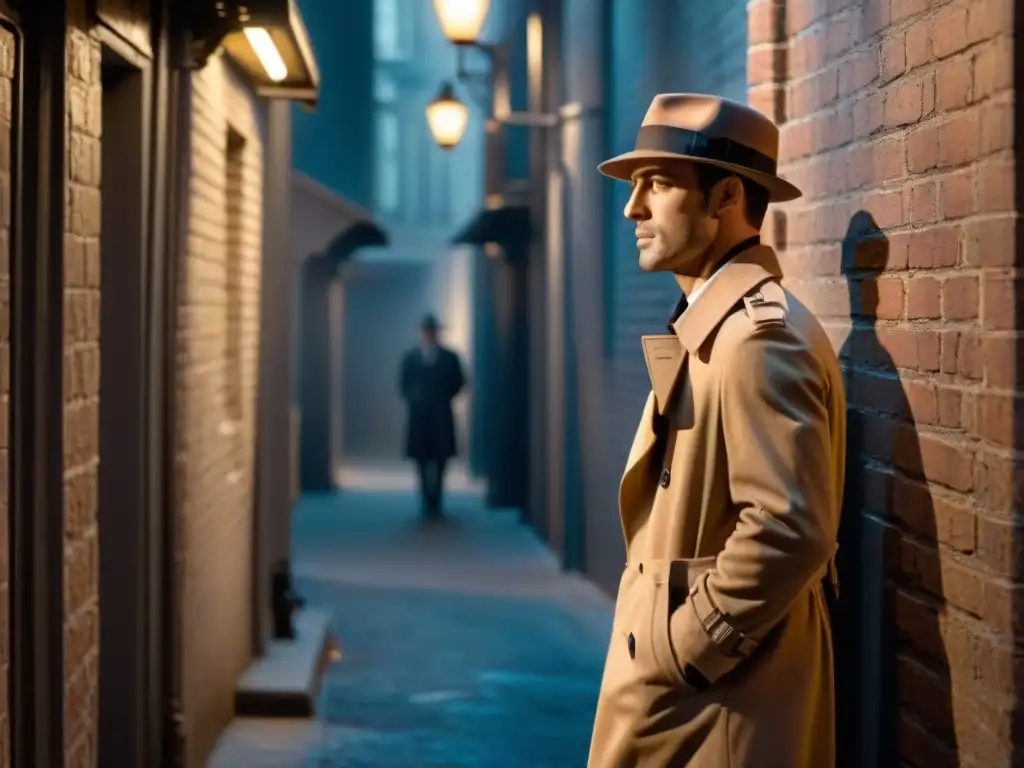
[651,178,670,190]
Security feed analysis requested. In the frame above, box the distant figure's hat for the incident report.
[420,313,442,330]
[598,93,801,202]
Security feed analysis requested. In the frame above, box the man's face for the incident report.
[420,327,438,346]
[624,162,719,274]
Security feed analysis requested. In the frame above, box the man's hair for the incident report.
[693,163,771,229]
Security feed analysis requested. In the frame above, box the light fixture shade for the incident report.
[219,0,322,106]
[426,83,470,150]
[433,0,491,44]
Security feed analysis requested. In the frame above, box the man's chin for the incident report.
[637,250,675,272]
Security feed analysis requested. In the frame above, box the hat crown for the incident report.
[640,93,780,162]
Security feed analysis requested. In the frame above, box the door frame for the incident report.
[10,0,66,766]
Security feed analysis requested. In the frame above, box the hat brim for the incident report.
[597,149,802,203]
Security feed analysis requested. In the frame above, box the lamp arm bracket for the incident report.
[497,104,604,129]
[177,0,240,70]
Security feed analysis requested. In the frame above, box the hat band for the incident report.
[634,125,777,177]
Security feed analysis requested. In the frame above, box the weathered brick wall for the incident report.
[752,0,1019,764]
[64,6,102,765]
[0,23,12,768]
[177,55,264,767]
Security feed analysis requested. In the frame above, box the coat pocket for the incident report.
[649,578,688,687]
[649,557,717,689]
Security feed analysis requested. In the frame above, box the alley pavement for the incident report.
[207,464,614,767]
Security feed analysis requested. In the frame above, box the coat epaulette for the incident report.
[742,280,788,327]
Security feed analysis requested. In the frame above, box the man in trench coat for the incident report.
[587,94,846,767]
[399,313,466,519]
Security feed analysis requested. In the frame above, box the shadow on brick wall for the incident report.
[835,211,957,766]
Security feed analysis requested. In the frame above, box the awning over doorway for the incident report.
[325,220,389,260]
[450,204,531,247]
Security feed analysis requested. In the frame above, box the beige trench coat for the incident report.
[588,245,846,768]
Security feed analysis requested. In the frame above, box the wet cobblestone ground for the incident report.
[208,466,614,767]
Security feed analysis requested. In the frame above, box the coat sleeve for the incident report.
[668,323,837,687]
[398,352,412,400]
[451,353,467,397]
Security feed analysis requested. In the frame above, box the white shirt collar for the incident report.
[680,266,725,317]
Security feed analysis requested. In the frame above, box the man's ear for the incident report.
[713,176,744,217]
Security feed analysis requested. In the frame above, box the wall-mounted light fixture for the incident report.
[427,1,560,151]
[432,0,492,45]
[181,0,321,106]
[425,81,470,150]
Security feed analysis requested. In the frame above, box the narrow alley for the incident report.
[208,466,613,767]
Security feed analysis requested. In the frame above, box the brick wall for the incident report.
[177,55,264,768]
[64,6,102,765]
[751,0,1019,764]
[563,0,1023,763]
[0,23,11,768]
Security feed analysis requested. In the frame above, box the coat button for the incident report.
[627,633,636,659]
[660,469,671,488]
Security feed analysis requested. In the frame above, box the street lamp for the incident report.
[425,82,470,151]
[428,3,558,152]
[433,0,491,45]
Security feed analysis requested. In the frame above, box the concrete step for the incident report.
[234,608,331,718]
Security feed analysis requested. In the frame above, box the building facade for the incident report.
[472,0,1024,765]
[0,0,320,766]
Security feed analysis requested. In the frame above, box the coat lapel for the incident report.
[617,245,785,540]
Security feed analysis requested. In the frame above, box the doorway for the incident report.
[97,45,153,768]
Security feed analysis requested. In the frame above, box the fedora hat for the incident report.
[598,93,801,202]
[420,313,442,330]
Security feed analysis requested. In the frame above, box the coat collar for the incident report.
[671,244,783,354]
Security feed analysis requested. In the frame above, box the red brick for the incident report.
[907,276,941,319]
[879,32,906,84]
[747,44,784,87]
[979,98,1013,155]
[826,14,856,58]
[862,189,904,229]
[966,0,1013,45]
[936,114,980,168]
[861,0,890,37]
[784,0,825,37]
[839,47,878,97]
[747,0,783,45]
[977,451,1024,514]
[934,56,972,112]
[905,181,935,224]
[873,135,905,183]
[905,18,931,69]
[977,160,1014,213]
[973,36,1013,100]
[852,91,884,139]
[878,327,941,371]
[982,275,1023,331]
[942,275,978,321]
[907,124,938,173]
[935,385,964,430]
[883,75,924,128]
[953,331,982,380]
[930,5,969,59]
[890,0,931,26]
[963,216,1018,267]
[939,171,973,220]
[977,393,1024,449]
[981,334,1024,390]
[976,513,1024,578]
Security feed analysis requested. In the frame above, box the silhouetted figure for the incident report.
[398,313,466,520]
[835,211,957,767]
